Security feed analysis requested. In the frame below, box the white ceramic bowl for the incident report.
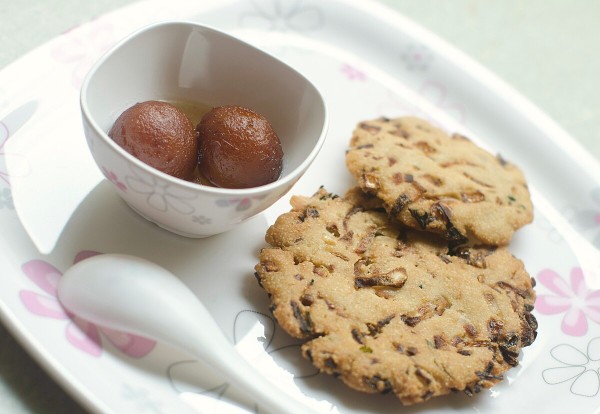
[81,21,327,237]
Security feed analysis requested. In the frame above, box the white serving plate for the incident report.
[1,0,600,413]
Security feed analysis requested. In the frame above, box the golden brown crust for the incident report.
[345,117,533,245]
[255,187,537,405]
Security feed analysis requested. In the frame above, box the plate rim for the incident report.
[0,0,599,413]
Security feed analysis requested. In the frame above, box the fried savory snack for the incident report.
[345,117,533,245]
[254,187,537,405]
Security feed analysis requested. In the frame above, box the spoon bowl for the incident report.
[57,253,320,414]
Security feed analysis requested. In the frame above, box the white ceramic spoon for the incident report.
[57,254,318,414]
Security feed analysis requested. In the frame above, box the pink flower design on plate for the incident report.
[51,20,115,88]
[19,251,155,357]
[341,63,366,81]
[535,267,600,336]
[400,43,433,71]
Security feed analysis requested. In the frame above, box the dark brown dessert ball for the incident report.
[196,105,283,189]
[109,101,197,180]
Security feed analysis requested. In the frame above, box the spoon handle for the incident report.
[191,328,315,414]
[58,255,319,414]
[118,273,318,413]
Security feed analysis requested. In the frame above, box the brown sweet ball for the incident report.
[109,101,197,180]
[196,105,283,189]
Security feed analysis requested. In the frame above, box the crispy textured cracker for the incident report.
[255,187,537,405]
[345,117,533,245]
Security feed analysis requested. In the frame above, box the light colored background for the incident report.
[0,1,598,413]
